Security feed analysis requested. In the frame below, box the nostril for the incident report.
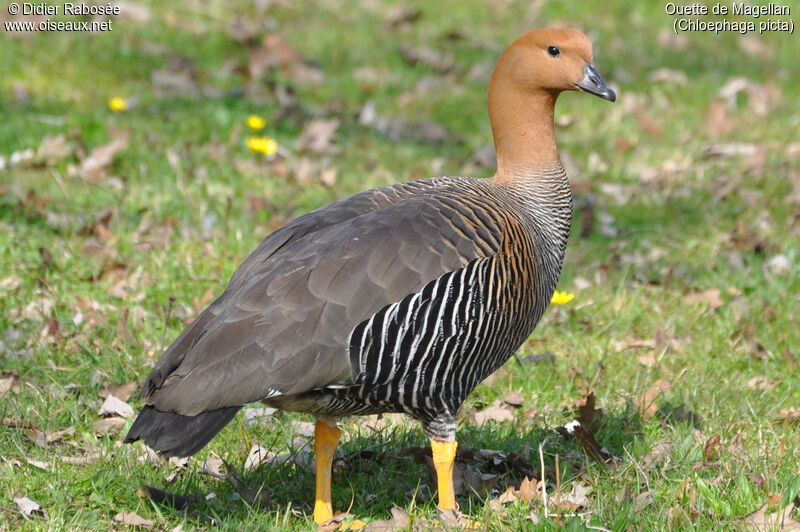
[590,76,599,87]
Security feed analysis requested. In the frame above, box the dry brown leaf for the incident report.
[776,407,800,425]
[358,101,450,145]
[461,465,500,495]
[99,395,134,418]
[248,33,323,85]
[383,5,421,29]
[516,476,538,504]
[557,421,619,466]
[633,491,655,512]
[93,416,126,434]
[113,511,154,528]
[244,443,275,471]
[151,57,199,97]
[703,435,721,462]
[294,420,315,438]
[36,134,72,166]
[551,482,591,513]
[704,100,735,138]
[0,275,22,293]
[99,382,138,402]
[747,376,781,391]
[471,399,515,425]
[14,495,44,518]
[297,119,340,154]
[648,68,688,85]
[638,379,672,418]
[742,502,800,531]
[363,506,409,531]
[642,439,673,469]
[80,134,129,181]
[0,372,20,396]
[637,354,658,367]
[683,289,724,310]
[497,485,519,504]
[398,44,455,74]
[635,108,663,138]
[320,167,338,187]
[504,390,523,407]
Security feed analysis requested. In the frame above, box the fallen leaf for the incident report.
[151,56,200,97]
[557,421,619,466]
[294,420,315,438]
[637,354,658,367]
[638,379,672,418]
[113,511,154,528]
[243,407,277,426]
[93,416,126,434]
[320,167,338,187]
[0,372,20,396]
[776,407,800,425]
[35,134,72,166]
[138,485,201,511]
[764,255,791,276]
[98,395,135,418]
[662,404,702,427]
[80,134,129,181]
[461,465,500,495]
[718,77,781,116]
[704,100,735,138]
[503,390,523,407]
[358,101,450,145]
[634,491,655,512]
[398,44,455,74]
[14,495,44,518]
[248,33,324,86]
[748,474,766,489]
[741,502,800,531]
[297,119,340,154]
[471,400,515,425]
[642,439,673,469]
[747,376,780,391]
[648,68,688,85]
[383,5,421,29]
[683,289,724,310]
[552,482,591,513]
[244,443,276,471]
[703,435,721,462]
[365,506,409,530]
[437,508,469,528]
[702,143,760,159]
[576,392,603,430]
[99,381,138,401]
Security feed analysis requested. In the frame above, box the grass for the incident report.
[1,0,798,530]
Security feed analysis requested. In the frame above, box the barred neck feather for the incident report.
[499,162,572,292]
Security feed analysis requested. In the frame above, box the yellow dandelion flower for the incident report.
[247,136,278,156]
[551,290,575,305]
[246,115,267,130]
[108,96,128,112]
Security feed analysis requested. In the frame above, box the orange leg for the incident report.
[313,419,342,525]
[431,439,458,511]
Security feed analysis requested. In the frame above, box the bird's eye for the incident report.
[547,46,561,57]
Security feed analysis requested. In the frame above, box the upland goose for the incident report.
[125,28,615,523]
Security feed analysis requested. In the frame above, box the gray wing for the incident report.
[142,178,505,416]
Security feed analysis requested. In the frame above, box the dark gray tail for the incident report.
[124,405,242,457]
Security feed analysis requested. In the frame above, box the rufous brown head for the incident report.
[494,28,615,101]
